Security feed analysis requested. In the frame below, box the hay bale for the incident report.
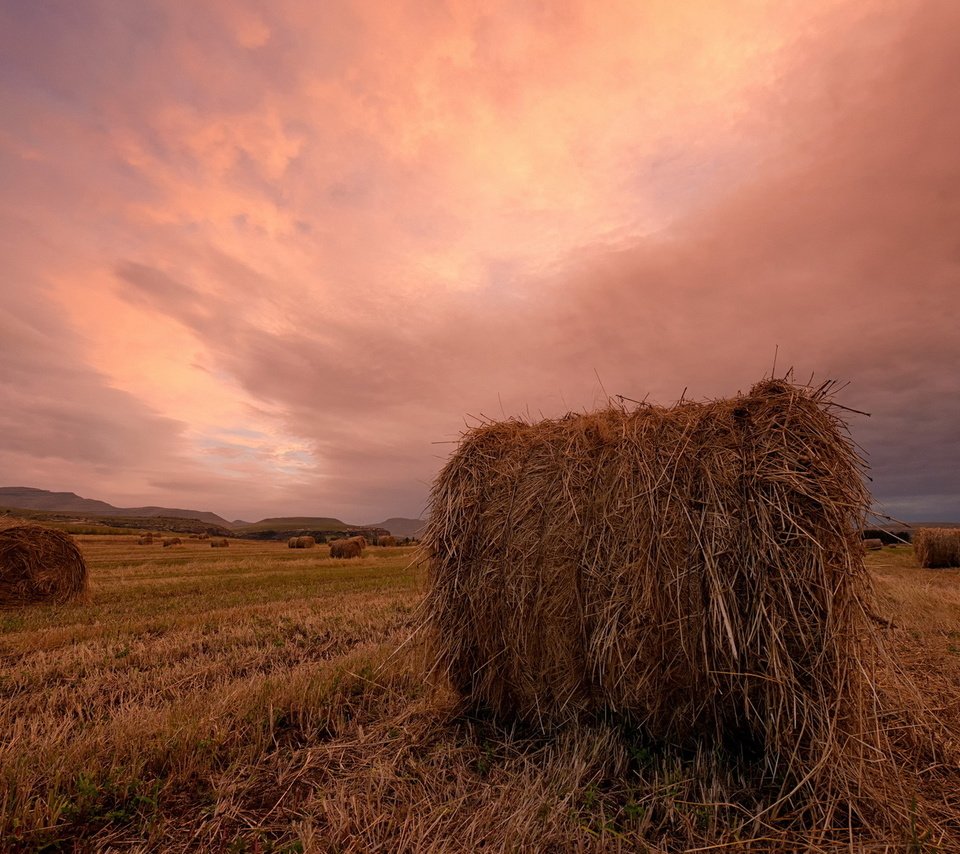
[862,537,884,551]
[329,537,363,558]
[378,535,398,547]
[137,534,153,545]
[161,537,182,548]
[210,537,229,548]
[288,536,316,549]
[423,379,891,812]
[0,525,88,606]
[914,528,960,568]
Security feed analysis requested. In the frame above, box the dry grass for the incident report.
[915,528,960,568]
[0,525,88,607]
[1,539,957,851]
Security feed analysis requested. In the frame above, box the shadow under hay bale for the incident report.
[0,525,88,606]
[914,528,960,568]
[422,378,944,834]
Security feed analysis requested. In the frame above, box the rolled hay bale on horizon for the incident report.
[288,536,316,549]
[137,534,153,545]
[161,537,182,548]
[210,537,229,548]
[378,535,398,547]
[0,525,88,607]
[422,378,945,832]
[329,536,364,558]
[914,528,960,568]
[862,537,884,551]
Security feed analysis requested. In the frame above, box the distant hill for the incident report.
[0,487,233,528]
[367,517,426,539]
[236,517,352,534]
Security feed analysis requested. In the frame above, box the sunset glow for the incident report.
[1,0,957,522]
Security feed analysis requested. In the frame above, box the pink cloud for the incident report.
[1,0,957,521]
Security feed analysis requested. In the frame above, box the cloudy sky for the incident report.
[1,0,958,523]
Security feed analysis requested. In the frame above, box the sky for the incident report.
[1,0,958,524]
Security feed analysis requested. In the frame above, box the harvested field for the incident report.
[1,539,957,851]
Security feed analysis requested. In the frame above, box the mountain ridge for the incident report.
[0,487,426,536]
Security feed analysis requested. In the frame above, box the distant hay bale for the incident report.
[914,528,960,568]
[329,536,364,558]
[161,537,182,548]
[378,535,398,547]
[137,534,153,545]
[288,536,299,548]
[423,378,904,822]
[288,536,316,549]
[862,537,883,551]
[210,537,229,548]
[0,525,88,606]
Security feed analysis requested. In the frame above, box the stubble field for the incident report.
[1,538,959,852]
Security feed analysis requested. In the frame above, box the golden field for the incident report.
[1,538,958,852]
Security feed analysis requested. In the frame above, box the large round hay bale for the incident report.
[329,538,363,558]
[162,537,182,548]
[914,528,960,568]
[424,379,886,808]
[378,535,398,547]
[862,537,883,551]
[210,537,229,548]
[0,525,88,606]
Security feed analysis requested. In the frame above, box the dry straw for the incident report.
[330,536,365,558]
[422,378,948,834]
[914,527,960,568]
[0,525,88,606]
